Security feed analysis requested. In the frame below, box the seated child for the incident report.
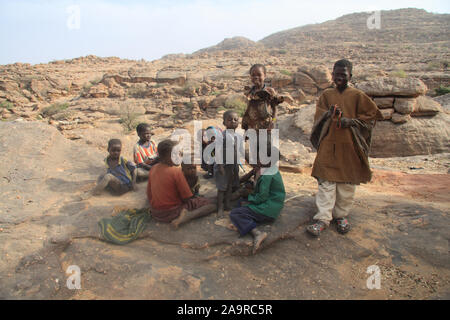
[242,64,284,132]
[229,149,286,255]
[134,123,158,180]
[92,139,137,196]
[147,139,216,229]
[215,110,240,216]
[181,161,200,196]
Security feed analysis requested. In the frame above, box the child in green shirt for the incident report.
[229,160,285,254]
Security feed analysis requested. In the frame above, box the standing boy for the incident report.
[307,59,380,236]
[215,110,240,216]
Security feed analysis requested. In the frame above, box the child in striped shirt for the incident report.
[134,123,159,180]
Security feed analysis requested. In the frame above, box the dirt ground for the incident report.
[0,121,449,300]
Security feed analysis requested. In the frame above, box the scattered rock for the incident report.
[373,97,394,109]
[412,95,442,116]
[379,108,395,120]
[394,98,416,114]
[298,65,332,89]
[293,72,317,94]
[271,73,292,88]
[391,112,411,123]
[356,77,427,97]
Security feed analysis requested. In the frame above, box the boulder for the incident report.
[378,108,395,120]
[391,113,411,124]
[101,74,130,85]
[293,72,317,94]
[156,70,186,86]
[0,80,20,92]
[271,73,293,88]
[371,112,450,157]
[186,72,204,83]
[411,95,442,117]
[127,68,156,83]
[394,98,416,114]
[356,77,427,97]
[87,84,108,98]
[291,89,306,103]
[281,92,295,105]
[209,94,228,108]
[298,65,332,89]
[30,79,51,98]
[108,85,126,98]
[433,93,450,113]
[292,103,316,135]
[373,97,394,109]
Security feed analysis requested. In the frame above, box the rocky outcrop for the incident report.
[356,77,442,124]
[371,112,450,157]
[433,93,450,113]
[286,101,450,157]
[292,65,333,94]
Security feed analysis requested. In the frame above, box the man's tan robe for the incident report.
[311,86,379,184]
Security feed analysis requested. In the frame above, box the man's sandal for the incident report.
[306,221,327,236]
[335,218,351,234]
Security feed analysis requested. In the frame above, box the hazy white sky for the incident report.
[0,0,448,65]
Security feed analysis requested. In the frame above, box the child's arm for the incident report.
[140,163,152,170]
[247,175,271,205]
[239,168,255,183]
[131,168,137,191]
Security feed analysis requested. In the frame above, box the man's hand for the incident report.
[327,105,342,117]
[339,117,354,128]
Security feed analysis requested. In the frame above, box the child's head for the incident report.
[107,139,122,160]
[252,142,279,169]
[223,110,239,130]
[136,123,152,142]
[205,126,218,143]
[249,64,266,88]
[157,139,179,166]
[332,59,352,90]
[181,159,197,178]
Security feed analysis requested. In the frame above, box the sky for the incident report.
[0,0,449,65]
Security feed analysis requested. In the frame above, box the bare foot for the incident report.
[171,209,188,230]
[252,231,268,255]
[227,223,238,231]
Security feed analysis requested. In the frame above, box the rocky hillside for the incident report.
[261,8,450,47]
[0,8,448,159]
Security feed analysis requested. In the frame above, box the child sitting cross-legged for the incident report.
[147,139,216,229]
[181,160,200,196]
[92,139,137,196]
[229,146,286,254]
[134,123,159,181]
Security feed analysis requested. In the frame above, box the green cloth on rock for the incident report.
[98,208,150,245]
